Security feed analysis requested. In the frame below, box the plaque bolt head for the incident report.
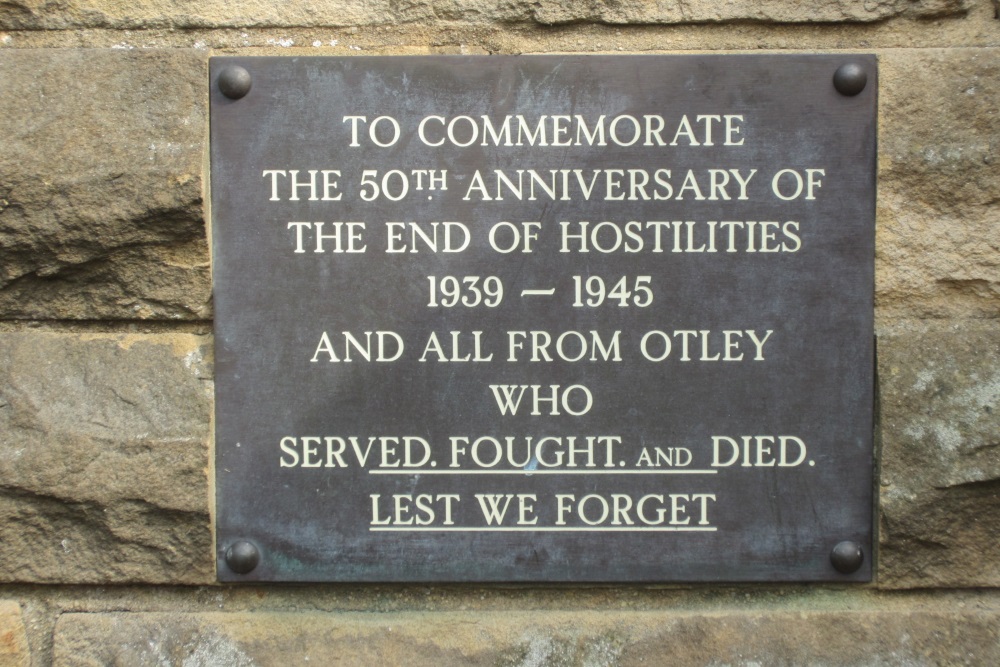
[218,66,252,100]
[833,63,867,97]
[225,540,260,574]
[830,540,864,574]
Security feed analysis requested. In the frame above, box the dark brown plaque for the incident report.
[211,55,875,582]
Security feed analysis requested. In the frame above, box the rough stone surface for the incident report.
[0,332,213,583]
[4,17,1000,52]
[878,320,1000,588]
[0,49,210,320]
[0,602,28,667]
[0,0,971,31]
[877,48,1000,321]
[52,608,1000,666]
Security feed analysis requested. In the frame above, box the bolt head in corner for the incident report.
[218,66,252,100]
[832,63,867,97]
[830,540,864,574]
[225,540,260,574]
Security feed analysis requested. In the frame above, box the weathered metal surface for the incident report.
[211,55,876,582]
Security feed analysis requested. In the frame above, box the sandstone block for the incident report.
[0,49,210,320]
[53,607,1000,665]
[878,320,1000,587]
[0,0,970,31]
[0,602,29,667]
[0,333,213,583]
[530,0,969,24]
[877,48,1000,319]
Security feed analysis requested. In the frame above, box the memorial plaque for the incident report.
[211,55,876,582]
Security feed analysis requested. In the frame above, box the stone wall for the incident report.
[1,1,998,664]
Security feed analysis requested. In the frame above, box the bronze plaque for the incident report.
[211,55,876,582]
